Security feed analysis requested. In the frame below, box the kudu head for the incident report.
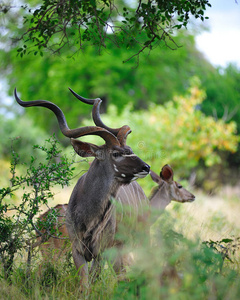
[150,164,195,207]
[14,88,150,184]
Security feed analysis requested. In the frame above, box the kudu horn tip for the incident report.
[14,88,21,104]
[68,87,96,105]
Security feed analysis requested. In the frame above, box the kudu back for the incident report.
[15,88,150,287]
[35,204,69,260]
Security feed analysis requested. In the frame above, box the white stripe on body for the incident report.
[116,182,149,220]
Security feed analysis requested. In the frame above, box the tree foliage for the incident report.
[1,0,211,61]
[1,1,240,170]
[0,31,214,135]
[0,115,49,161]
[201,64,240,129]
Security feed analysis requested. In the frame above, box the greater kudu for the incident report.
[14,88,150,288]
[35,165,195,273]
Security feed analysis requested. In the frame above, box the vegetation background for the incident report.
[0,0,240,299]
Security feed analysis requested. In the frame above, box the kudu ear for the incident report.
[160,164,174,182]
[150,170,161,184]
[71,139,103,159]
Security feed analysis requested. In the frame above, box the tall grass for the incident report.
[1,136,239,298]
[1,188,240,299]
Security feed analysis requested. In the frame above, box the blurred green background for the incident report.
[0,0,240,193]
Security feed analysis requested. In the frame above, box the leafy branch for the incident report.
[12,0,211,61]
[0,135,75,280]
[203,237,240,272]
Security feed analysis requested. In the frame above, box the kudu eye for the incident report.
[177,184,183,189]
[112,151,122,158]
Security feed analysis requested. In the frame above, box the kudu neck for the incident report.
[150,181,171,211]
[68,157,120,227]
[87,158,121,198]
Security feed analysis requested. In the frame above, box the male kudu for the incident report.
[14,88,150,288]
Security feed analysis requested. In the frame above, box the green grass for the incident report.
[1,187,240,299]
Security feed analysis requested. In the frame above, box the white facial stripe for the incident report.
[113,164,119,172]
[131,176,138,181]
[122,154,137,158]
[133,171,149,178]
[118,172,149,182]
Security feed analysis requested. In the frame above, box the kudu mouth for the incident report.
[187,196,196,202]
[176,196,195,203]
[132,162,150,177]
[131,164,151,182]
[132,170,150,180]
[116,163,150,183]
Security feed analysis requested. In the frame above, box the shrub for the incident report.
[0,136,74,280]
[81,78,239,192]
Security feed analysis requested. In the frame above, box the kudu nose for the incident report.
[143,164,150,173]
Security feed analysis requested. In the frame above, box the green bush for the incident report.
[113,211,240,300]
[0,136,74,280]
[0,115,49,162]
[81,79,239,192]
